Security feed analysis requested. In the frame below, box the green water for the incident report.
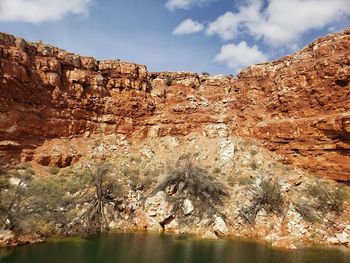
[0,233,349,263]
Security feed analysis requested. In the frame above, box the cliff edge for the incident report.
[0,29,349,181]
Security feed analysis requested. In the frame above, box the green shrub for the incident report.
[305,181,348,215]
[48,166,60,175]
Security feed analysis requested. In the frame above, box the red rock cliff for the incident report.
[0,30,349,181]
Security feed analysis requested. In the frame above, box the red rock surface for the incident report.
[0,30,349,181]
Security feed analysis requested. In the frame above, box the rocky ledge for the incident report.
[0,132,349,250]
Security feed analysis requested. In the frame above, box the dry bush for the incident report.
[305,181,348,215]
[165,75,173,86]
[155,156,227,217]
[239,178,284,224]
[294,199,318,223]
[0,176,31,232]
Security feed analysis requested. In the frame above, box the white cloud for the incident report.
[173,19,204,35]
[215,41,267,74]
[248,0,350,46]
[0,0,92,23]
[207,12,241,40]
[165,0,214,11]
[206,0,350,46]
[207,0,262,40]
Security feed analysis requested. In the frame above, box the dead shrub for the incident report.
[294,199,318,223]
[165,75,173,86]
[155,156,227,218]
[305,181,348,215]
[239,178,284,224]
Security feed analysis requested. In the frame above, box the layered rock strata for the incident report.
[0,29,349,180]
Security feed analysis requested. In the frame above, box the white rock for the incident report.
[0,230,14,241]
[109,221,119,229]
[336,233,349,244]
[145,191,173,222]
[328,237,340,244]
[140,147,154,159]
[165,137,180,148]
[213,216,229,236]
[9,177,26,187]
[182,199,194,215]
[202,230,218,239]
[204,124,228,138]
[255,209,267,225]
[220,139,235,163]
[290,221,296,226]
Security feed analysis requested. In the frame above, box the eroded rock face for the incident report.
[0,29,349,180]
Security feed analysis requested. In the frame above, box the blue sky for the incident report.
[0,0,349,75]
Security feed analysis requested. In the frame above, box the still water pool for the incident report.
[1,233,349,263]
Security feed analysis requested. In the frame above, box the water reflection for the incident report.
[0,233,349,263]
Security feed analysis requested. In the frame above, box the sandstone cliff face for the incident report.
[0,29,349,180]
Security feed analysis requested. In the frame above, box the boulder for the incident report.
[182,199,194,215]
[213,216,229,236]
[0,230,15,242]
[145,191,174,225]
[336,233,349,244]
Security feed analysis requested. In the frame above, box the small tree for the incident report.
[79,163,124,233]
[0,178,27,231]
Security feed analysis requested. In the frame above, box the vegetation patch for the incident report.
[239,178,284,224]
[155,156,227,220]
